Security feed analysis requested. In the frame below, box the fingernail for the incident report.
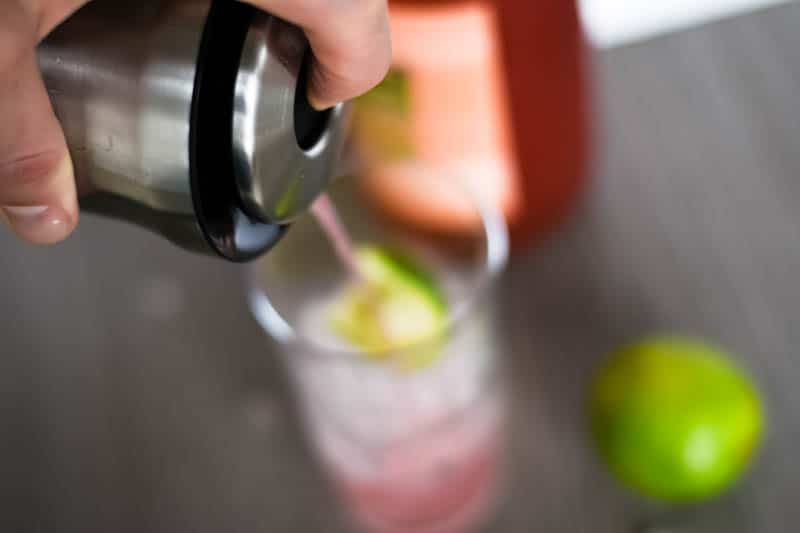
[2,205,73,244]
[307,91,336,112]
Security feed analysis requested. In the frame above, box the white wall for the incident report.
[578,0,792,48]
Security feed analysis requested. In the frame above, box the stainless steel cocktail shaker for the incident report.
[37,0,346,261]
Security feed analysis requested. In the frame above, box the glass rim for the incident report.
[245,177,509,362]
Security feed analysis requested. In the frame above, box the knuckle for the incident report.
[0,150,64,190]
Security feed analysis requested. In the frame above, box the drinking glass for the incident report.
[247,174,510,533]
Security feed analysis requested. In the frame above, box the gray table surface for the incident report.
[2,4,799,532]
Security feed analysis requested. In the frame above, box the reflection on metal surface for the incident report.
[233,14,346,224]
[38,0,209,214]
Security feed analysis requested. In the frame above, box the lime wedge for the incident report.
[329,246,447,369]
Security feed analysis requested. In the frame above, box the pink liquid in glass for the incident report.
[309,390,505,533]
[333,431,501,533]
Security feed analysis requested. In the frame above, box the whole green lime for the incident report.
[589,336,764,502]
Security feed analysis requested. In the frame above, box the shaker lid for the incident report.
[232,13,343,224]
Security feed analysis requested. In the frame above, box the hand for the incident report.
[0,0,391,245]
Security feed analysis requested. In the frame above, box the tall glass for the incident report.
[247,175,510,533]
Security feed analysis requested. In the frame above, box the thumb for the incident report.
[0,6,78,245]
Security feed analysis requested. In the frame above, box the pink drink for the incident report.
[329,410,503,533]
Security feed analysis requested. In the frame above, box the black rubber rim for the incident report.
[189,0,287,262]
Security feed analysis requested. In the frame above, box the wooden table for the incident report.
[1,4,798,532]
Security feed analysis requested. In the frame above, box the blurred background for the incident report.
[2,0,800,532]
[579,0,791,47]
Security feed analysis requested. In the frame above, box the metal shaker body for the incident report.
[37,0,344,261]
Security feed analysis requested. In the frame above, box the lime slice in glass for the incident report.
[329,246,447,369]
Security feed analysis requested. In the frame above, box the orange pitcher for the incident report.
[352,0,590,249]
